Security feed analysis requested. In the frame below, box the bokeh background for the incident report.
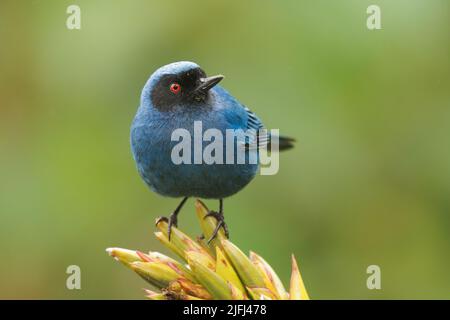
[1,0,449,299]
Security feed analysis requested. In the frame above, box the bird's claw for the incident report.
[155,216,168,226]
[155,213,178,241]
[203,210,229,244]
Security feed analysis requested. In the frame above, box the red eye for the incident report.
[170,83,181,94]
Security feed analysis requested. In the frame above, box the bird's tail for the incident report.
[266,135,295,151]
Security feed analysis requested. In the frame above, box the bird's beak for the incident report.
[195,75,224,94]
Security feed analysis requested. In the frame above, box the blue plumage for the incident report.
[130,61,293,241]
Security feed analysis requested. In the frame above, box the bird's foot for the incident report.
[155,213,178,241]
[203,210,229,244]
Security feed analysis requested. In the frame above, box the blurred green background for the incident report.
[1,0,449,299]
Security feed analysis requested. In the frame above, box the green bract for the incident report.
[107,200,310,300]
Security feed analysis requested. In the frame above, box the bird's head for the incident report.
[141,61,224,111]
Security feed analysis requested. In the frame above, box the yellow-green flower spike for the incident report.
[249,251,289,299]
[196,235,215,257]
[155,219,214,263]
[186,251,234,300]
[195,200,226,250]
[221,240,266,289]
[289,254,310,300]
[107,201,312,300]
[131,261,181,289]
[228,282,246,300]
[106,247,142,265]
[215,246,246,295]
[246,287,277,300]
[144,289,167,300]
[154,231,186,261]
[137,251,196,283]
[175,278,213,299]
[185,250,216,271]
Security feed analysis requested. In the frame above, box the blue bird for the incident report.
[131,61,294,242]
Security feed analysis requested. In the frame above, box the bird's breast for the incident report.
[131,109,258,199]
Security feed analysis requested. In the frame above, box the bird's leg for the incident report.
[155,197,188,241]
[203,199,229,244]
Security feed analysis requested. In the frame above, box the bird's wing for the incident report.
[243,106,269,150]
[215,86,268,149]
[245,106,264,131]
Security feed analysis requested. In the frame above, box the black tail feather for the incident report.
[277,136,295,151]
[265,135,295,151]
